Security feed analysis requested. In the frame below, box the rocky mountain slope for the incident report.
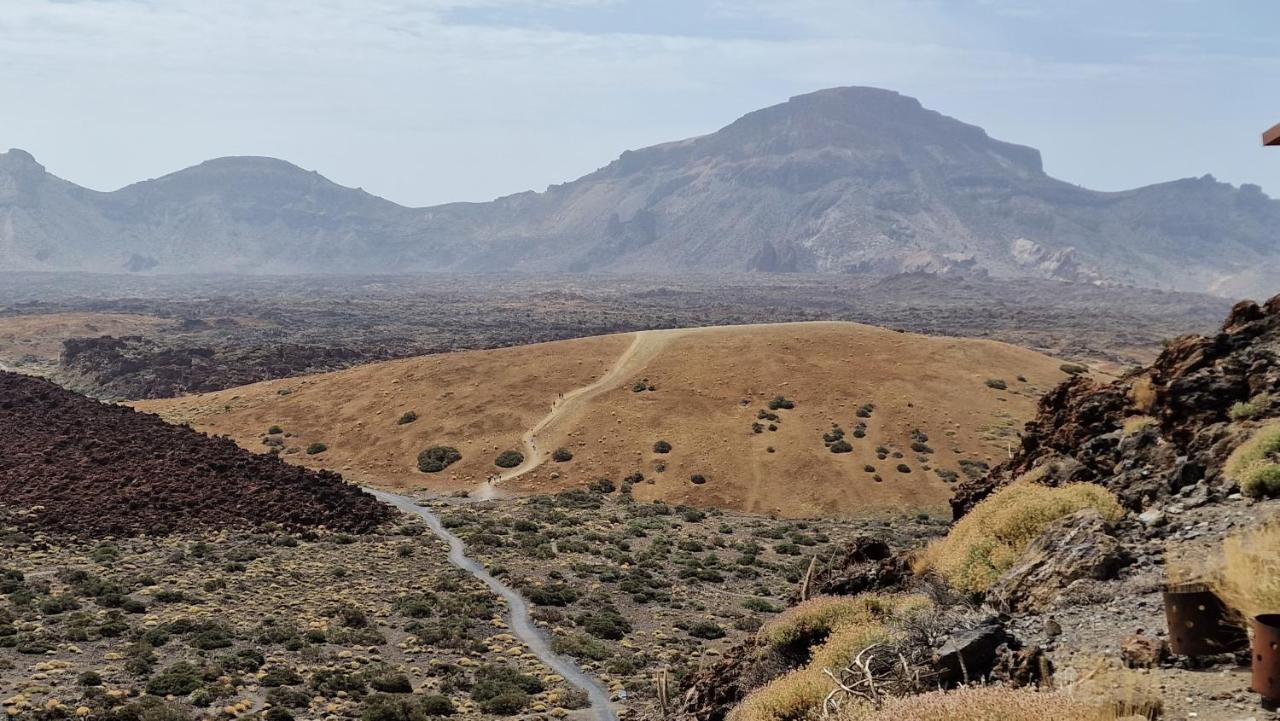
[3,87,1278,296]
[0,371,391,536]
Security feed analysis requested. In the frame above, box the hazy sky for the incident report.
[3,0,1277,206]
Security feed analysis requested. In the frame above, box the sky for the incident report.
[2,0,1277,207]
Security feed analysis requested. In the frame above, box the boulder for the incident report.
[1120,631,1168,669]
[986,509,1131,613]
[932,617,1008,683]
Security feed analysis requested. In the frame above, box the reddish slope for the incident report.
[0,372,391,536]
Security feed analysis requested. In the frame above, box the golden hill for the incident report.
[136,322,1073,518]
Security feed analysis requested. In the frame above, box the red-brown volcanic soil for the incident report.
[0,371,391,537]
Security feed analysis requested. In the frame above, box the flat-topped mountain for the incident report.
[3,87,1278,295]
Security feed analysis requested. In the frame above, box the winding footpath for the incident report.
[368,489,620,721]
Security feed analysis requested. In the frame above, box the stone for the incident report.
[932,617,1008,683]
[1138,509,1166,527]
[987,509,1132,613]
[1121,631,1169,669]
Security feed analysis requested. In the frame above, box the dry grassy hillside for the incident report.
[138,322,1072,517]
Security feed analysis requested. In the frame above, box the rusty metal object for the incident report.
[1265,123,1280,147]
[1162,583,1247,657]
[1253,615,1280,704]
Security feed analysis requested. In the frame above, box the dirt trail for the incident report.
[476,329,678,495]
[369,489,619,721]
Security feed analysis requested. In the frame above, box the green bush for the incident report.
[984,378,1008,390]
[1059,363,1089,375]
[417,446,462,473]
[552,447,573,462]
[306,442,328,455]
[653,440,672,454]
[829,440,853,454]
[267,425,283,435]
[397,411,419,425]
[768,396,796,411]
[690,474,707,485]
[494,450,524,468]
[686,621,726,639]
[479,691,528,716]
[419,695,455,716]
[147,661,205,696]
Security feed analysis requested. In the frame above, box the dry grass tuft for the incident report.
[757,594,928,651]
[856,686,1115,721]
[1211,517,1280,619]
[917,480,1123,595]
[1127,375,1156,414]
[1121,416,1155,438]
[1224,422,1280,498]
[733,594,932,721]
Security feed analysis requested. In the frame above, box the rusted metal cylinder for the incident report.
[1252,614,1280,704]
[1163,583,1247,657]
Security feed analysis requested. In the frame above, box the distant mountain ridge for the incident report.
[2,86,1277,296]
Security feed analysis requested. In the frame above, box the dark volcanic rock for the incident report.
[952,295,1280,518]
[0,371,392,536]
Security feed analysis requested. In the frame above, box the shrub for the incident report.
[1231,393,1273,421]
[494,450,524,468]
[1059,363,1089,376]
[690,474,707,485]
[479,691,528,716]
[985,378,1008,390]
[368,670,414,693]
[552,633,612,661]
[397,411,419,425]
[918,480,1123,595]
[686,621,726,639]
[419,695,455,716]
[552,447,573,462]
[418,446,462,473]
[306,442,328,455]
[829,440,853,454]
[147,661,205,696]
[742,597,779,613]
[588,478,615,493]
[1225,421,1280,498]
[653,440,672,454]
[767,396,795,411]
[735,595,929,721]
[361,694,430,721]
[267,425,283,435]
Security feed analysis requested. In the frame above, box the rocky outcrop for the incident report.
[58,335,403,400]
[986,509,1131,613]
[0,371,392,536]
[952,295,1280,518]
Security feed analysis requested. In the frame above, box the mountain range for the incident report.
[2,86,1277,296]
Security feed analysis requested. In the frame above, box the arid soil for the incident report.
[0,508,606,721]
[138,322,1072,518]
[0,371,390,536]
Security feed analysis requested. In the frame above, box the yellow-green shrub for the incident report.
[757,594,924,651]
[917,480,1123,595]
[733,594,931,721]
[1121,415,1155,437]
[1225,422,1280,498]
